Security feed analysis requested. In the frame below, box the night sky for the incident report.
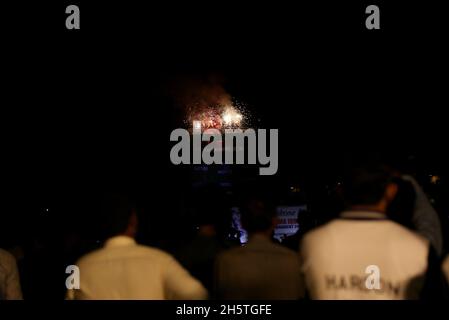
[2,1,448,268]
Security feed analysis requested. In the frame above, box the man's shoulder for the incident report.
[217,245,244,260]
[133,244,175,260]
[301,218,429,253]
[0,248,15,267]
[76,247,107,267]
[263,241,299,257]
[77,243,174,266]
[219,240,298,260]
[302,220,339,246]
[386,221,429,248]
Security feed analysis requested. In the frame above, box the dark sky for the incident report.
[2,2,448,243]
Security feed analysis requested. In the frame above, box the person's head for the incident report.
[101,193,138,239]
[343,161,398,213]
[192,184,229,237]
[240,194,277,236]
[387,177,416,228]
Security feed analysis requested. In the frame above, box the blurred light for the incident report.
[222,107,243,127]
[430,175,440,184]
[223,114,232,124]
[193,120,202,130]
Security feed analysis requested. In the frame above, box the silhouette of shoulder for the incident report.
[219,239,299,260]
[0,249,16,271]
[302,218,429,254]
[77,243,176,266]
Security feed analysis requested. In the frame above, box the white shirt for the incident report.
[0,248,23,300]
[67,236,207,300]
[300,211,429,300]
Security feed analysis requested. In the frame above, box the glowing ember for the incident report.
[193,121,202,130]
[186,101,250,131]
[222,113,232,125]
[222,107,243,127]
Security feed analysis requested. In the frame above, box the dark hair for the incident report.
[101,193,136,238]
[388,177,416,229]
[343,162,393,206]
[240,196,276,233]
[192,185,228,227]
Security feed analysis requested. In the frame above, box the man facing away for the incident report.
[66,193,207,300]
[300,161,444,300]
[176,185,229,294]
[214,193,304,300]
[0,248,23,300]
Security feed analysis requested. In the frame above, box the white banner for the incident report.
[274,205,307,242]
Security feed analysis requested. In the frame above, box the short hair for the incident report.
[240,196,276,233]
[101,193,136,238]
[192,184,228,227]
[388,177,416,228]
[343,162,393,205]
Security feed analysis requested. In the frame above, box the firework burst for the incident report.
[186,100,251,131]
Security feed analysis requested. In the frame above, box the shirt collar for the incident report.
[339,210,388,220]
[105,235,136,248]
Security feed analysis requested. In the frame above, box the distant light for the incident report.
[430,175,441,185]
[193,120,201,130]
[222,107,243,127]
[223,114,232,124]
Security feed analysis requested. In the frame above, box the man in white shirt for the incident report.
[300,162,438,300]
[0,248,23,300]
[67,194,207,300]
